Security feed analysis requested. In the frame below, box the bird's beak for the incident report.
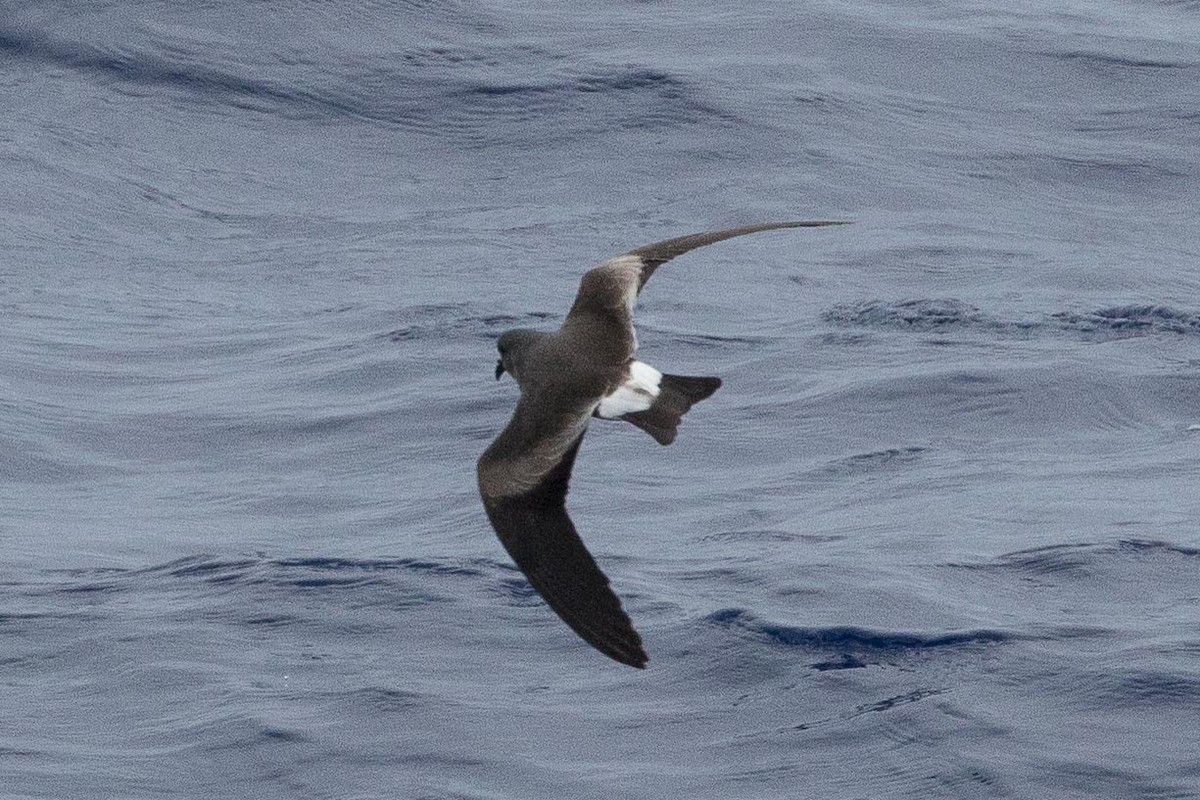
[495,360,506,381]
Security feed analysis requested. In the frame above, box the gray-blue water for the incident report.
[4,1,1200,797]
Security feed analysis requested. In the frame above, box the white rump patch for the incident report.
[597,361,662,418]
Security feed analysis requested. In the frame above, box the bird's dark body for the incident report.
[477,220,848,668]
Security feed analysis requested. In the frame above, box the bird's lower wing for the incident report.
[481,434,648,669]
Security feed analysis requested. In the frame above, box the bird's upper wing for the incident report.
[560,220,849,359]
[477,395,647,668]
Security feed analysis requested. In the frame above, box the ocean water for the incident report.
[3,1,1200,797]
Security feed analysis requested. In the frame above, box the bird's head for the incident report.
[494,328,543,384]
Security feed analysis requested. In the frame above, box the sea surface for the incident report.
[3,1,1200,797]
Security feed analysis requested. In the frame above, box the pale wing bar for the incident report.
[477,397,592,500]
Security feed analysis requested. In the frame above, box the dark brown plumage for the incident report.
[478,220,848,668]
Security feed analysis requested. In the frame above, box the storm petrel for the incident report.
[477,221,848,668]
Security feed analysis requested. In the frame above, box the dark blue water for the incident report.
[4,1,1200,797]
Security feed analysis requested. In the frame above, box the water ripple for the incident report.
[826,297,1200,340]
[706,608,1018,666]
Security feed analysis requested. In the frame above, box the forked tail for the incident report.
[621,374,721,445]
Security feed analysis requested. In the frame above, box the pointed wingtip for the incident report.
[766,220,853,229]
[607,647,649,669]
[605,635,649,669]
[626,219,853,279]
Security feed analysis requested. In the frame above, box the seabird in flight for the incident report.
[477,220,848,668]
